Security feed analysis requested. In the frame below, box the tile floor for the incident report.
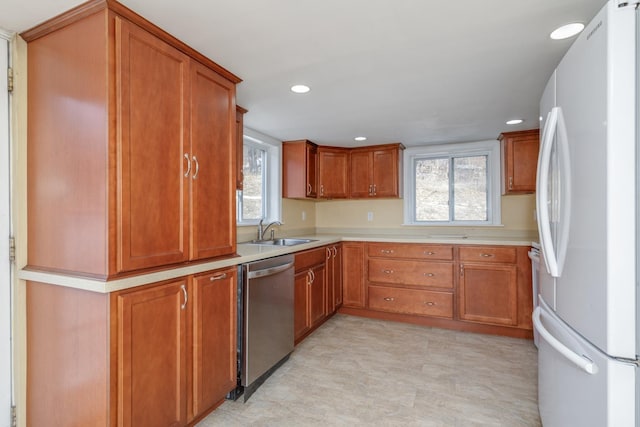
[198,314,541,426]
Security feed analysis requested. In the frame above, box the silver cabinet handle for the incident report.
[424,301,436,306]
[368,184,373,195]
[181,284,187,310]
[307,183,312,194]
[326,247,332,260]
[320,184,324,196]
[310,269,315,283]
[509,176,513,190]
[480,253,494,258]
[372,184,377,195]
[423,273,435,277]
[332,246,337,258]
[192,155,199,179]
[382,269,394,274]
[383,297,395,301]
[460,264,464,276]
[424,251,435,255]
[183,153,191,177]
[381,249,394,254]
[209,273,227,281]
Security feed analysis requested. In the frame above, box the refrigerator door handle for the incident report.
[536,106,560,277]
[533,306,598,375]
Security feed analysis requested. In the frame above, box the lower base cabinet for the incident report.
[294,247,327,342]
[27,266,237,427]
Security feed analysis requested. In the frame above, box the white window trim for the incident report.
[403,140,502,226]
[237,127,282,226]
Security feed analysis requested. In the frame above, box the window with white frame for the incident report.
[236,129,281,225]
[403,140,501,226]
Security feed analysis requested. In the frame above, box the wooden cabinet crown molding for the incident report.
[20,0,242,84]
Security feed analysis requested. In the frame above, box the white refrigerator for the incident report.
[534,1,639,426]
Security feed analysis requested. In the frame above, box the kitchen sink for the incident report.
[247,238,317,246]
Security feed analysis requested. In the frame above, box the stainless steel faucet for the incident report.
[257,219,282,240]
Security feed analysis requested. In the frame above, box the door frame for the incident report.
[0,29,14,426]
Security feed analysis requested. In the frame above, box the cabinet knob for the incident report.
[209,273,227,281]
[383,297,395,302]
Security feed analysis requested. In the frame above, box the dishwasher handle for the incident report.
[247,261,294,279]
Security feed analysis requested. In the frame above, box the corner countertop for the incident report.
[19,234,536,294]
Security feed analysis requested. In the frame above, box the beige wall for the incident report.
[283,194,538,238]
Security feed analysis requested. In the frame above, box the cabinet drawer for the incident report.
[368,285,453,318]
[368,243,453,260]
[458,246,516,264]
[295,247,326,272]
[368,259,453,289]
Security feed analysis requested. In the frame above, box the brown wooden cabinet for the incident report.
[338,242,533,338]
[458,245,531,328]
[235,106,247,190]
[294,247,327,342]
[349,144,404,198]
[191,267,237,418]
[24,2,240,278]
[318,147,349,198]
[499,129,540,194]
[116,278,189,427]
[325,244,343,314]
[342,242,366,308]
[282,139,319,199]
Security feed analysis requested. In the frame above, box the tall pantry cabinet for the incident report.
[23,0,241,425]
[25,0,239,278]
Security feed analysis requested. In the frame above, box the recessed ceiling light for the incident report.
[550,23,585,40]
[354,136,367,141]
[290,84,310,94]
[506,119,524,125]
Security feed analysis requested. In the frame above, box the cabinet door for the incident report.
[192,267,237,418]
[318,148,349,198]
[342,242,365,307]
[294,270,311,340]
[349,150,372,198]
[116,18,190,272]
[190,61,236,260]
[334,245,343,306]
[306,143,318,198]
[117,278,188,427]
[371,147,399,197]
[500,129,539,194]
[459,263,518,325]
[309,264,326,327]
[235,106,247,190]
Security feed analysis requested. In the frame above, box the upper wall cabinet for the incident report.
[349,144,404,198]
[318,147,349,199]
[235,106,247,190]
[24,0,241,278]
[498,129,539,195]
[283,141,404,200]
[282,139,319,199]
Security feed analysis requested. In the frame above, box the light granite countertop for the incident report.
[19,233,536,293]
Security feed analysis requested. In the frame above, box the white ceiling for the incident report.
[3,0,605,147]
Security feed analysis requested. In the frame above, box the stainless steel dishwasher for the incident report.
[240,254,294,401]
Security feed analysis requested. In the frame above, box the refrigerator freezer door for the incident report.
[535,300,637,427]
[553,1,636,359]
